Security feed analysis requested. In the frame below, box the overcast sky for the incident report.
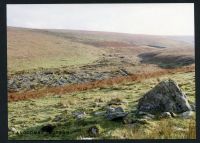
[7,4,194,36]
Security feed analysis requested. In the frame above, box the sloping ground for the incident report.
[8,65,194,102]
[8,27,194,75]
[7,27,105,73]
[41,29,193,49]
[166,36,194,45]
[8,27,195,140]
[138,48,194,68]
[8,71,195,139]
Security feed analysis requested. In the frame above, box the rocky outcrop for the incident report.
[8,68,129,92]
[137,79,192,114]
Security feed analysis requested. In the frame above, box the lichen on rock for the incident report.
[137,79,192,115]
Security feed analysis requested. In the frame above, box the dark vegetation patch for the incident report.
[147,45,166,49]
[83,41,134,48]
[138,52,194,68]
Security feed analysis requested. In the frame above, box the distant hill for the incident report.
[7,27,194,73]
[166,36,194,45]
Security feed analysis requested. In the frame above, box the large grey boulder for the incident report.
[137,79,192,114]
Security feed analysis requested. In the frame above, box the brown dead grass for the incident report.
[8,65,195,102]
[187,119,196,139]
[147,119,196,139]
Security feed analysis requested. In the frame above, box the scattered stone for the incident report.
[8,65,133,92]
[105,106,128,120]
[41,124,55,134]
[73,111,86,120]
[159,112,172,119]
[88,125,100,137]
[10,127,20,134]
[137,79,192,114]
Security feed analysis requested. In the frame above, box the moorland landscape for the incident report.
[8,26,195,139]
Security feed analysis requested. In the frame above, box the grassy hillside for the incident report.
[7,27,105,73]
[8,27,194,74]
[43,29,193,49]
[8,71,195,140]
[8,27,195,140]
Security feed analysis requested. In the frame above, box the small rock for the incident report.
[10,127,20,134]
[105,107,128,120]
[73,111,86,120]
[159,112,172,119]
[88,125,100,137]
[179,111,195,119]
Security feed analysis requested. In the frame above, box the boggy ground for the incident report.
[8,71,195,139]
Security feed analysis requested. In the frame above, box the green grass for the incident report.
[8,53,101,74]
[8,71,195,140]
[8,27,105,74]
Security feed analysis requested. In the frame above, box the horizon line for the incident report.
[7,25,194,37]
